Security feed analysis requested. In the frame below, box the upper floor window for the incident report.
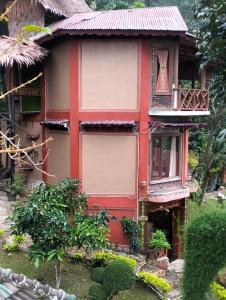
[156,49,170,94]
[151,134,181,180]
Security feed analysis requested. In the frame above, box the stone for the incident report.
[156,256,170,271]
[167,288,182,300]
[169,259,184,274]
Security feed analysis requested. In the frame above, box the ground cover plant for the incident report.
[10,178,109,288]
[0,250,158,299]
[183,210,226,300]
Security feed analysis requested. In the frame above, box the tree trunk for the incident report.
[55,260,61,289]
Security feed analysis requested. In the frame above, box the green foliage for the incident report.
[10,178,109,288]
[102,260,135,296]
[0,229,4,237]
[188,151,199,170]
[211,282,226,300]
[21,25,52,35]
[148,230,171,250]
[183,210,226,300]
[138,271,172,294]
[90,267,105,284]
[120,217,140,254]
[11,174,26,196]
[88,284,107,300]
[73,252,85,261]
[93,252,137,269]
[3,235,25,252]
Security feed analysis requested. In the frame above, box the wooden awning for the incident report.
[150,121,206,129]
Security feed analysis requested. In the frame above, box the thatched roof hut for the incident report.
[0,36,48,66]
[4,0,91,36]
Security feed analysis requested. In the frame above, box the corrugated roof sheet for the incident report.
[35,6,188,41]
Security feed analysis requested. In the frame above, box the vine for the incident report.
[120,217,140,254]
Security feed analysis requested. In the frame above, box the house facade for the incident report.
[12,7,210,258]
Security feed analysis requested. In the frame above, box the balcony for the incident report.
[150,87,210,116]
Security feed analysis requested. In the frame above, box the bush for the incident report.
[73,252,85,261]
[211,282,226,300]
[93,252,116,266]
[148,230,171,250]
[3,235,25,252]
[138,272,172,294]
[93,252,137,269]
[88,284,107,300]
[91,267,105,284]
[183,210,226,300]
[0,229,4,237]
[102,260,135,295]
[115,256,137,269]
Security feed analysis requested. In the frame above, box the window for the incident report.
[156,49,170,93]
[151,135,181,180]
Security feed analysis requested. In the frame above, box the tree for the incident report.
[190,0,226,204]
[11,178,109,288]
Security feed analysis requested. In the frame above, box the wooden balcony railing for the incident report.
[173,87,209,111]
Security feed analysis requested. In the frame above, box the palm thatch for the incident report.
[39,0,92,16]
[0,36,48,66]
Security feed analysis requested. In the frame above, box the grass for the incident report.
[0,250,158,300]
[187,195,226,224]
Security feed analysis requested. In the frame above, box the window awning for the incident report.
[40,119,69,130]
[150,121,206,129]
[80,120,137,132]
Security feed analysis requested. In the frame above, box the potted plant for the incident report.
[147,230,171,259]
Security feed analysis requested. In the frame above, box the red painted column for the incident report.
[69,41,80,178]
[139,40,150,198]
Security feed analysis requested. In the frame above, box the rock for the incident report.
[156,256,169,271]
[169,259,184,274]
[218,272,226,288]
[167,288,182,300]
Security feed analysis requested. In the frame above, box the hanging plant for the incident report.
[120,217,141,254]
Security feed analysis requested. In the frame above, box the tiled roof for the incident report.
[0,268,76,300]
[150,121,206,129]
[35,6,188,42]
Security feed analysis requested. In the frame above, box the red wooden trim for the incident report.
[70,41,79,178]
[139,40,150,198]
[47,111,70,119]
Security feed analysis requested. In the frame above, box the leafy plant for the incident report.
[148,230,171,250]
[10,178,109,289]
[0,229,4,237]
[89,284,108,300]
[183,210,226,300]
[211,282,226,300]
[3,235,25,252]
[138,271,172,294]
[120,217,140,254]
[93,252,137,269]
[73,251,85,261]
[91,267,105,284]
[11,174,26,196]
[102,260,135,297]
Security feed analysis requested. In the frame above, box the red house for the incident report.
[13,7,211,258]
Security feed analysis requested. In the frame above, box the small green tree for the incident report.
[11,178,109,289]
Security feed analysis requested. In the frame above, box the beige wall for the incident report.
[81,40,139,110]
[46,41,70,110]
[81,134,137,194]
[47,132,70,184]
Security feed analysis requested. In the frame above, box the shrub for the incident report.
[93,252,116,266]
[138,272,172,294]
[93,252,137,269]
[88,284,107,300]
[120,217,140,254]
[73,252,85,261]
[3,235,25,252]
[0,229,4,237]
[183,211,226,300]
[148,230,171,250]
[211,282,226,300]
[91,267,105,284]
[102,260,135,295]
[115,256,137,269]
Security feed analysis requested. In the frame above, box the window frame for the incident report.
[150,132,182,182]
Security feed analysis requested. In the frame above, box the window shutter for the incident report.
[156,49,169,93]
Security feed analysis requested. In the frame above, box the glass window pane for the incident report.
[152,137,161,178]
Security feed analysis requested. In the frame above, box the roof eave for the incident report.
[36,29,187,44]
